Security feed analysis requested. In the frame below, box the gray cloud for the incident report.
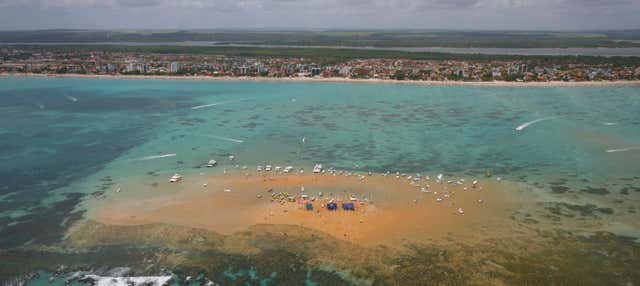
[116,0,161,7]
[567,0,632,6]
[0,0,638,30]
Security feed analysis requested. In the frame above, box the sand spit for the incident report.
[82,170,531,247]
[65,170,640,285]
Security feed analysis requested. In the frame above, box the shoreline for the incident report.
[3,72,640,87]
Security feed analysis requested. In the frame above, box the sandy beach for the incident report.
[4,72,640,87]
[80,169,533,247]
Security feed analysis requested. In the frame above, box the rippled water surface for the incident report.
[1,77,639,285]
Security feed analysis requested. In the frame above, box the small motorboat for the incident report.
[169,174,183,183]
[265,165,273,171]
[257,165,263,171]
[283,166,294,173]
[313,164,323,173]
[206,160,217,168]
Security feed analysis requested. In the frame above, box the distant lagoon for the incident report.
[3,41,640,56]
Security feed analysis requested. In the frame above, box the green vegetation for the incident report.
[2,29,640,48]
[17,44,640,67]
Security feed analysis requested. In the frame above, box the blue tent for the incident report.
[327,202,338,211]
[342,202,355,211]
[305,203,314,211]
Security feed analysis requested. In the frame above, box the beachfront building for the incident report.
[169,62,182,73]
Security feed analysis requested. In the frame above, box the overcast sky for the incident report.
[0,0,638,30]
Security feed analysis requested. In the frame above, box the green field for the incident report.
[13,44,640,66]
[2,29,640,48]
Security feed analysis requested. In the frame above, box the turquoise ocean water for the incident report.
[1,77,639,283]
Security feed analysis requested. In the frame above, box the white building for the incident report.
[169,62,182,73]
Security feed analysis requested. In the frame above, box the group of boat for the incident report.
[167,160,485,215]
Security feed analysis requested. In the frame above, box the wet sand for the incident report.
[83,170,532,247]
[4,73,640,87]
[67,170,640,285]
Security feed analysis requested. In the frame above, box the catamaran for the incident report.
[169,174,183,183]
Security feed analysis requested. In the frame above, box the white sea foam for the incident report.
[136,153,177,161]
[65,95,78,102]
[604,122,617,126]
[515,117,556,131]
[81,275,172,286]
[606,146,640,153]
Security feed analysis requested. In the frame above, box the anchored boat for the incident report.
[169,174,183,183]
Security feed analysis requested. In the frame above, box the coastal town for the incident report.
[2,47,640,82]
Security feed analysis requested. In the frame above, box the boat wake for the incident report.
[136,153,177,161]
[606,146,640,153]
[65,95,79,102]
[198,135,244,143]
[515,117,556,131]
[191,98,248,110]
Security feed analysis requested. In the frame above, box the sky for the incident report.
[0,0,639,30]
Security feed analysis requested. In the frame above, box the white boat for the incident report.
[228,155,235,161]
[206,160,217,167]
[169,174,182,183]
[313,164,323,173]
[265,165,273,171]
[349,196,358,201]
[274,166,282,172]
[257,165,263,171]
[283,166,294,173]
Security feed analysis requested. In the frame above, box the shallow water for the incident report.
[1,77,639,284]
